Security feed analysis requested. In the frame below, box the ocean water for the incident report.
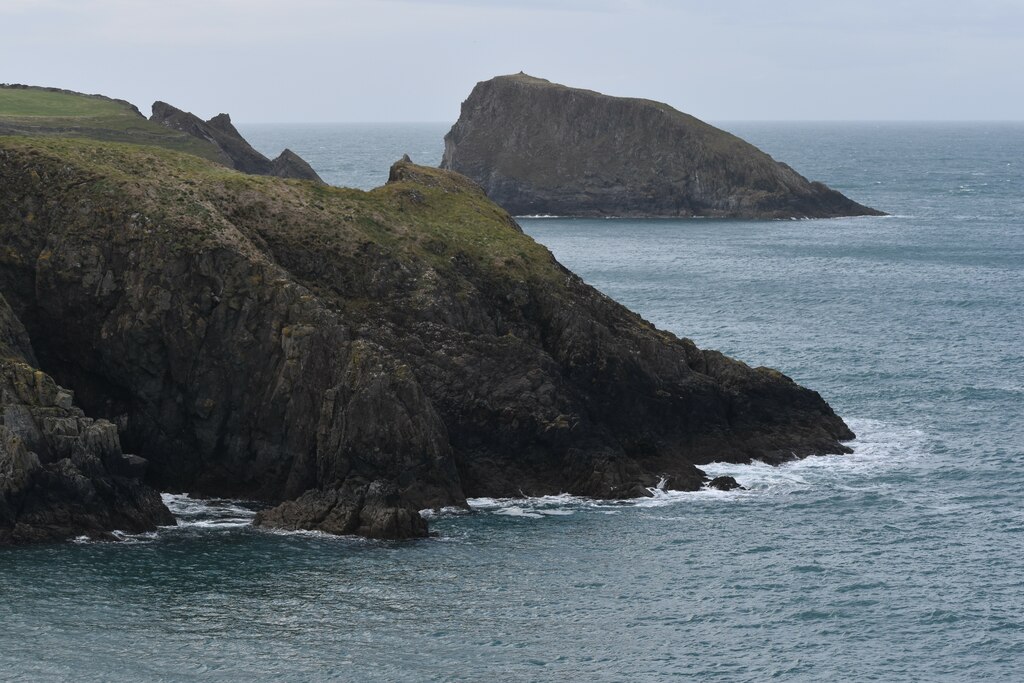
[2,122,1022,681]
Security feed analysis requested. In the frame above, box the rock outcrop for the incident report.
[0,293,173,545]
[441,73,884,219]
[150,101,324,183]
[0,136,854,540]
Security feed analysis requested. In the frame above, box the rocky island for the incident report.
[441,73,884,219]
[1,85,855,544]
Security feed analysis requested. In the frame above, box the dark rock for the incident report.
[0,293,173,545]
[0,139,855,540]
[255,479,429,540]
[707,475,745,491]
[441,73,885,219]
[150,102,324,183]
[270,149,322,182]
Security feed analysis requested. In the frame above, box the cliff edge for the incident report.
[441,73,884,219]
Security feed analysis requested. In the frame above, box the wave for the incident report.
[160,493,259,529]
[443,417,927,520]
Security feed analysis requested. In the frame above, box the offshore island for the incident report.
[443,73,883,218]
[1,83,856,544]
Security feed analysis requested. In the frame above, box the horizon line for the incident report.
[235,118,1024,126]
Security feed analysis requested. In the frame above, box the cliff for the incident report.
[0,293,173,545]
[441,74,884,219]
[150,102,324,183]
[0,136,854,540]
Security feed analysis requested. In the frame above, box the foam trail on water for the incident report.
[455,418,925,518]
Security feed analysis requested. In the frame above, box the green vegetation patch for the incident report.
[0,87,135,119]
[0,86,226,164]
[0,137,566,303]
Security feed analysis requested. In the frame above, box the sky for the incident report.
[2,0,1022,123]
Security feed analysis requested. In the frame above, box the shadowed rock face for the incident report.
[0,294,173,545]
[0,137,854,540]
[151,102,324,183]
[441,73,884,219]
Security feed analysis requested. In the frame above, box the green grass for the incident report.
[0,136,564,292]
[0,86,227,164]
[0,87,135,118]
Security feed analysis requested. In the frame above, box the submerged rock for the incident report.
[441,73,884,219]
[0,294,173,545]
[0,137,854,540]
[150,102,324,183]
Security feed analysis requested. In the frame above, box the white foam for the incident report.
[419,506,470,520]
[160,492,257,529]
[460,418,924,518]
[256,526,369,542]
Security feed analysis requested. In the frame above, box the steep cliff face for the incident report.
[150,102,324,183]
[0,137,854,540]
[441,73,884,219]
[0,294,173,545]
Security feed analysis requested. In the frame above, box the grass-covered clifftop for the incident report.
[0,133,854,540]
[0,85,230,164]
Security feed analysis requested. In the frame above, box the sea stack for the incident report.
[441,73,883,219]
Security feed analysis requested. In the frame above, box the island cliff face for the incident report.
[441,74,884,219]
[150,102,324,183]
[0,137,854,541]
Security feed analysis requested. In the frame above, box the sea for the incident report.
[1,122,1021,681]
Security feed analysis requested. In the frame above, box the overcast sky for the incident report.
[3,0,1022,123]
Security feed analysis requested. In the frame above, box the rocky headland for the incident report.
[150,101,323,183]
[441,73,884,219]
[0,84,322,183]
[0,132,854,542]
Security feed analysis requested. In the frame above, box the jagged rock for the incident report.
[151,102,324,183]
[0,293,173,545]
[0,138,855,540]
[270,149,322,182]
[441,73,884,219]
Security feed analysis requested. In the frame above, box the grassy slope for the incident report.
[0,86,227,164]
[0,135,564,295]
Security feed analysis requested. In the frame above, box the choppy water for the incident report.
[2,123,1022,681]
